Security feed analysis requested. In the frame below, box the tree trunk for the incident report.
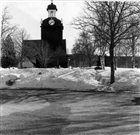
[131,36,135,68]
[87,55,92,67]
[114,56,117,70]
[88,62,92,67]
[110,41,115,84]
[19,61,23,68]
[82,57,85,67]
[101,55,105,70]
[19,55,24,68]
[125,54,128,68]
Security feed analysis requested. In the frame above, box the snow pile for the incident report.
[0,67,140,92]
[111,69,140,92]
[60,69,99,85]
[0,68,99,90]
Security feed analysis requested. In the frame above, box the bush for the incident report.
[1,56,17,68]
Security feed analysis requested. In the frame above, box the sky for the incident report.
[1,0,85,54]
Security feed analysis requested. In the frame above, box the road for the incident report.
[0,89,140,135]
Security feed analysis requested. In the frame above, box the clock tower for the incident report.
[41,1,64,50]
[40,1,67,67]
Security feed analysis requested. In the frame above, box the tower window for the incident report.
[51,11,53,17]
[48,10,56,17]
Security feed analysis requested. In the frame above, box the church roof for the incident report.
[47,3,57,11]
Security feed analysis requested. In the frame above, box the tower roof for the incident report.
[47,2,57,11]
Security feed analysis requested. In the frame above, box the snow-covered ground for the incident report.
[0,67,140,92]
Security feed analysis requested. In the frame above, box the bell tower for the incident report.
[41,1,64,50]
[40,0,67,67]
[47,0,57,18]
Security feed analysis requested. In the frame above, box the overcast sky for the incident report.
[1,0,85,53]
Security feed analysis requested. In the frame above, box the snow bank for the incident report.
[0,68,99,90]
[111,69,140,92]
[0,67,140,92]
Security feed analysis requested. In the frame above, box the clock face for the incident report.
[49,19,55,26]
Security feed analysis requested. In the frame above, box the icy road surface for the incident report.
[0,89,140,135]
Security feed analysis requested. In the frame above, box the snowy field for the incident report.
[0,67,140,92]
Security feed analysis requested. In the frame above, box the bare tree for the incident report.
[1,7,18,43]
[115,16,140,68]
[115,40,131,68]
[72,40,86,67]
[94,33,108,70]
[1,34,17,67]
[22,40,54,68]
[72,31,97,67]
[125,16,140,68]
[72,1,140,84]
[1,6,18,66]
[13,28,30,67]
[53,46,67,68]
